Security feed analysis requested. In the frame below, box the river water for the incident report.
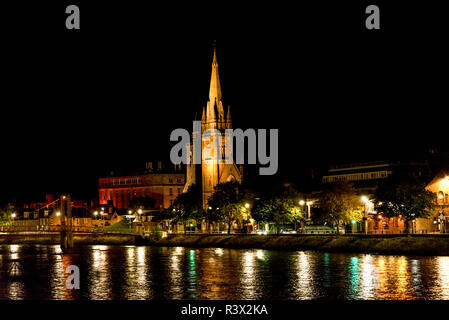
[1,244,449,300]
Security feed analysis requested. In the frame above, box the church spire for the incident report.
[209,41,222,105]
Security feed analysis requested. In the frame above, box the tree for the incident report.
[374,177,436,234]
[0,204,13,227]
[169,184,204,234]
[207,181,245,235]
[0,211,12,227]
[316,181,363,234]
[251,193,302,234]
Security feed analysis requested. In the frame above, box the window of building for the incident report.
[169,188,173,196]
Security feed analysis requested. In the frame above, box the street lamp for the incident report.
[362,196,369,234]
[306,201,313,221]
[245,203,250,209]
[94,211,98,219]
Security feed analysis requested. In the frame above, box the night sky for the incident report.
[1,1,447,202]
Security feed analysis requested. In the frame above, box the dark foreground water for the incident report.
[1,244,449,300]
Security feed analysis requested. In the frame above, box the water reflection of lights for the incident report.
[168,247,184,299]
[215,248,223,256]
[359,255,377,300]
[410,259,421,289]
[436,257,449,299]
[89,246,112,300]
[124,247,149,300]
[239,251,258,299]
[395,257,410,297]
[256,250,264,260]
[7,282,24,300]
[187,250,198,298]
[350,256,359,294]
[295,252,314,299]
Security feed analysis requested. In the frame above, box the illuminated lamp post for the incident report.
[11,213,16,229]
[439,192,445,233]
[362,196,369,234]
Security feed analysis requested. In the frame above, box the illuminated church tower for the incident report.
[184,43,242,208]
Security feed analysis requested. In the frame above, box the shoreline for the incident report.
[2,234,449,256]
[147,235,449,256]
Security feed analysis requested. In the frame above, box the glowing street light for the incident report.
[299,200,305,206]
[245,203,250,209]
[129,210,133,214]
[11,213,16,219]
[138,209,143,215]
[361,196,369,234]
[94,211,98,217]
[56,211,61,217]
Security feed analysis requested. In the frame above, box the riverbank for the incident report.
[148,235,449,255]
[3,233,449,255]
[0,233,135,245]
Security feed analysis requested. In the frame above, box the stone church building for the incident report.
[184,44,242,208]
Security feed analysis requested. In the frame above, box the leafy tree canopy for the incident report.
[207,181,246,234]
[315,181,363,233]
[251,187,303,233]
[374,176,436,224]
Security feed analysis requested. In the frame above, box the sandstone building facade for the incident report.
[184,45,242,207]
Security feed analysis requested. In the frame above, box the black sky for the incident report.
[1,1,448,202]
